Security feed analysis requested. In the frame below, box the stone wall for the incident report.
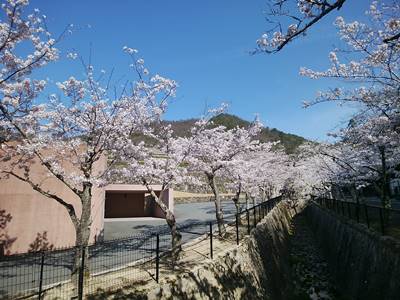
[306,202,400,300]
[100,200,298,300]
[174,195,233,204]
[92,200,400,299]
[144,201,296,300]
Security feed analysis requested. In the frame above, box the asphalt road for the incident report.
[103,200,245,240]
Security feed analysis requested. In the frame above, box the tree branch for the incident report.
[4,171,80,228]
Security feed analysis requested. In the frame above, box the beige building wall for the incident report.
[104,184,173,219]
[0,159,175,255]
[0,154,106,255]
[153,188,174,218]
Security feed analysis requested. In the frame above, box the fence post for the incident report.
[246,209,250,235]
[347,202,352,219]
[38,252,45,300]
[78,247,85,300]
[356,202,360,223]
[156,234,160,283]
[341,201,345,215]
[235,213,239,245]
[379,208,385,235]
[209,222,213,259]
[364,204,370,228]
[253,207,257,228]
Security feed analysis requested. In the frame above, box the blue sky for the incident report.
[32,0,370,140]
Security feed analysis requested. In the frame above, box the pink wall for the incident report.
[104,185,174,219]
[0,167,174,255]
[153,189,174,218]
[0,156,106,255]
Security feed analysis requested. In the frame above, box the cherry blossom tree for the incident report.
[255,0,347,53]
[185,111,262,235]
[0,45,177,278]
[255,1,399,208]
[115,125,192,261]
[297,1,400,207]
[252,147,290,199]
[294,142,344,198]
[223,144,286,215]
[300,2,399,114]
[319,118,400,208]
[255,1,400,54]
[0,0,59,143]
[295,134,400,211]
[222,155,256,218]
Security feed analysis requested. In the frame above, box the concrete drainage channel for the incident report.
[289,212,339,299]
[306,202,400,300]
[89,200,400,300]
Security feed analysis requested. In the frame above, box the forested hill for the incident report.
[165,114,307,153]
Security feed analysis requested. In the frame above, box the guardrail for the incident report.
[313,196,400,239]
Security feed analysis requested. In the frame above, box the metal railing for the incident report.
[313,197,400,239]
[0,196,282,299]
[0,232,157,300]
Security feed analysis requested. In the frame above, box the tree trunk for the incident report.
[143,182,182,262]
[232,184,241,224]
[379,146,390,209]
[72,182,92,292]
[251,195,256,207]
[72,223,90,285]
[260,187,266,202]
[337,186,346,201]
[265,185,273,201]
[379,146,391,224]
[350,183,359,204]
[206,172,225,236]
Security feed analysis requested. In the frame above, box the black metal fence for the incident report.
[0,232,158,300]
[0,196,282,300]
[314,197,400,239]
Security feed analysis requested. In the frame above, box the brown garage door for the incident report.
[105,192,148,218]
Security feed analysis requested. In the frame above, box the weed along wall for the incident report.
[306,202,400,300]
[113,200,299,300]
